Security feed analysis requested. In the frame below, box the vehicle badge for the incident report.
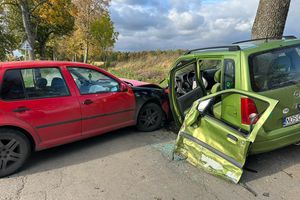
[294,91,300,98]
[283,108,290,114]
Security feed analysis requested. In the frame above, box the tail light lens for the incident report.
[241,97,258,125]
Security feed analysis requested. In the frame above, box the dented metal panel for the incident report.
[174,89,278,183]
[179,132,244,169]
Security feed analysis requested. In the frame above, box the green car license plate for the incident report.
[283,113,300,127]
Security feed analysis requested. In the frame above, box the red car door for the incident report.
[66,66,136,136]
[0,66,82,149]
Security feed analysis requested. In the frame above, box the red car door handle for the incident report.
[83,99,93,105]
[13,107,30,113]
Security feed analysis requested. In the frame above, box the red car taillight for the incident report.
[241,97,258,125]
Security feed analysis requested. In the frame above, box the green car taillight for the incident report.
[241,97,258,125]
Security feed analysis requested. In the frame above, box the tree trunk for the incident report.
[84,41,89,63]
[252,0,291,39]
[39,41,47,60]
[36,31,51,60]
[19,0,36,60]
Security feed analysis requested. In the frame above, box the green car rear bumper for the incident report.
[251,124,300,154]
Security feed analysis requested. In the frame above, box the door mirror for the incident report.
[120,82,128,92]
[249,113,259,132]
[198,98,213,115]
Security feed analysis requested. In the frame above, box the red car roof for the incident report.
[0,61,92,68]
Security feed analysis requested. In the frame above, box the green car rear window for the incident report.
[249,44,300,92]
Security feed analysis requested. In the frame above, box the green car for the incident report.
[168,36,300,183]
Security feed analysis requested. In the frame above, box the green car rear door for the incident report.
[174,89,278,183]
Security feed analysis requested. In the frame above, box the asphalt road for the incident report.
[1,127,300,200]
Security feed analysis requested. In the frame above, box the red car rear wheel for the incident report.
[0,129,31,178]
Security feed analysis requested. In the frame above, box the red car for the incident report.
[0,61,169,177]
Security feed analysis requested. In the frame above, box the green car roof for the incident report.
[178,37,300,60]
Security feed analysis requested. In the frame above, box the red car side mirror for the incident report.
[120,82,128,92]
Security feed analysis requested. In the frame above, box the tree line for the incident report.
[0,0,293,64]
[0,0,117,62]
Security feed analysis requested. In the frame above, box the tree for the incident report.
[0,6,16,60]
[1,0,37,60]
[0,26,13,60]
[1,0,75,60]
[73,0,110,63]
[252,0,291,39]
[34,0,76,59]
[53,29,84,61]
[90,13,118,66]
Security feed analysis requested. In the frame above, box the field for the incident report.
[105,50,184,84]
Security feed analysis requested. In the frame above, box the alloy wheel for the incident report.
[0,138,23,172]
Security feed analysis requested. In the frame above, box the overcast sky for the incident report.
[110,0,300,51]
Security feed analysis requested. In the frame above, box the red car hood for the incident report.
[120,78,161,88]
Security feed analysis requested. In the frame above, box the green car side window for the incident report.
[223,59,235,90]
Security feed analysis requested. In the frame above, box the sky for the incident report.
[109,0,300,51]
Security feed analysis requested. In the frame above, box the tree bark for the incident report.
[19,0,35,60]
[252,0,291,39]
[36,30,51,60]
[39,40,47,60]
[83,42,89,63]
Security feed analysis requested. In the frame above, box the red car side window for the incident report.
[1,69,26,100]
[67,67,120,94]
[1,67,70,101]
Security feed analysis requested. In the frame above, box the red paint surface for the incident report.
[0,61,169,151]
[120,78,160,88]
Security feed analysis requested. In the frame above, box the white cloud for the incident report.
[110,0,300,51]
[235,20,253,32]
[285,0,300,37]
[168,10,204,30]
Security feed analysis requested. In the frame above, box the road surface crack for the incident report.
[16,176,27,200]
[239,182,257,197]
[282,170,293,178]
[52,170,63,189]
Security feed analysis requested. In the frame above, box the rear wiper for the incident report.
[278,80,299,86]
[271,79,298,88]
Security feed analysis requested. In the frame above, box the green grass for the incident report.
[107,51,183,84]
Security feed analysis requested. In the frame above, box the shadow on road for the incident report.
[242,144,300,182]
[11,127,174,178]
[10,124,300,185]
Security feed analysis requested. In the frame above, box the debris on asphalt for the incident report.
[152,142,175,160]
[263,192,270,197]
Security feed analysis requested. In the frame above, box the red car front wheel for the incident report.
[137,103,163,132]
